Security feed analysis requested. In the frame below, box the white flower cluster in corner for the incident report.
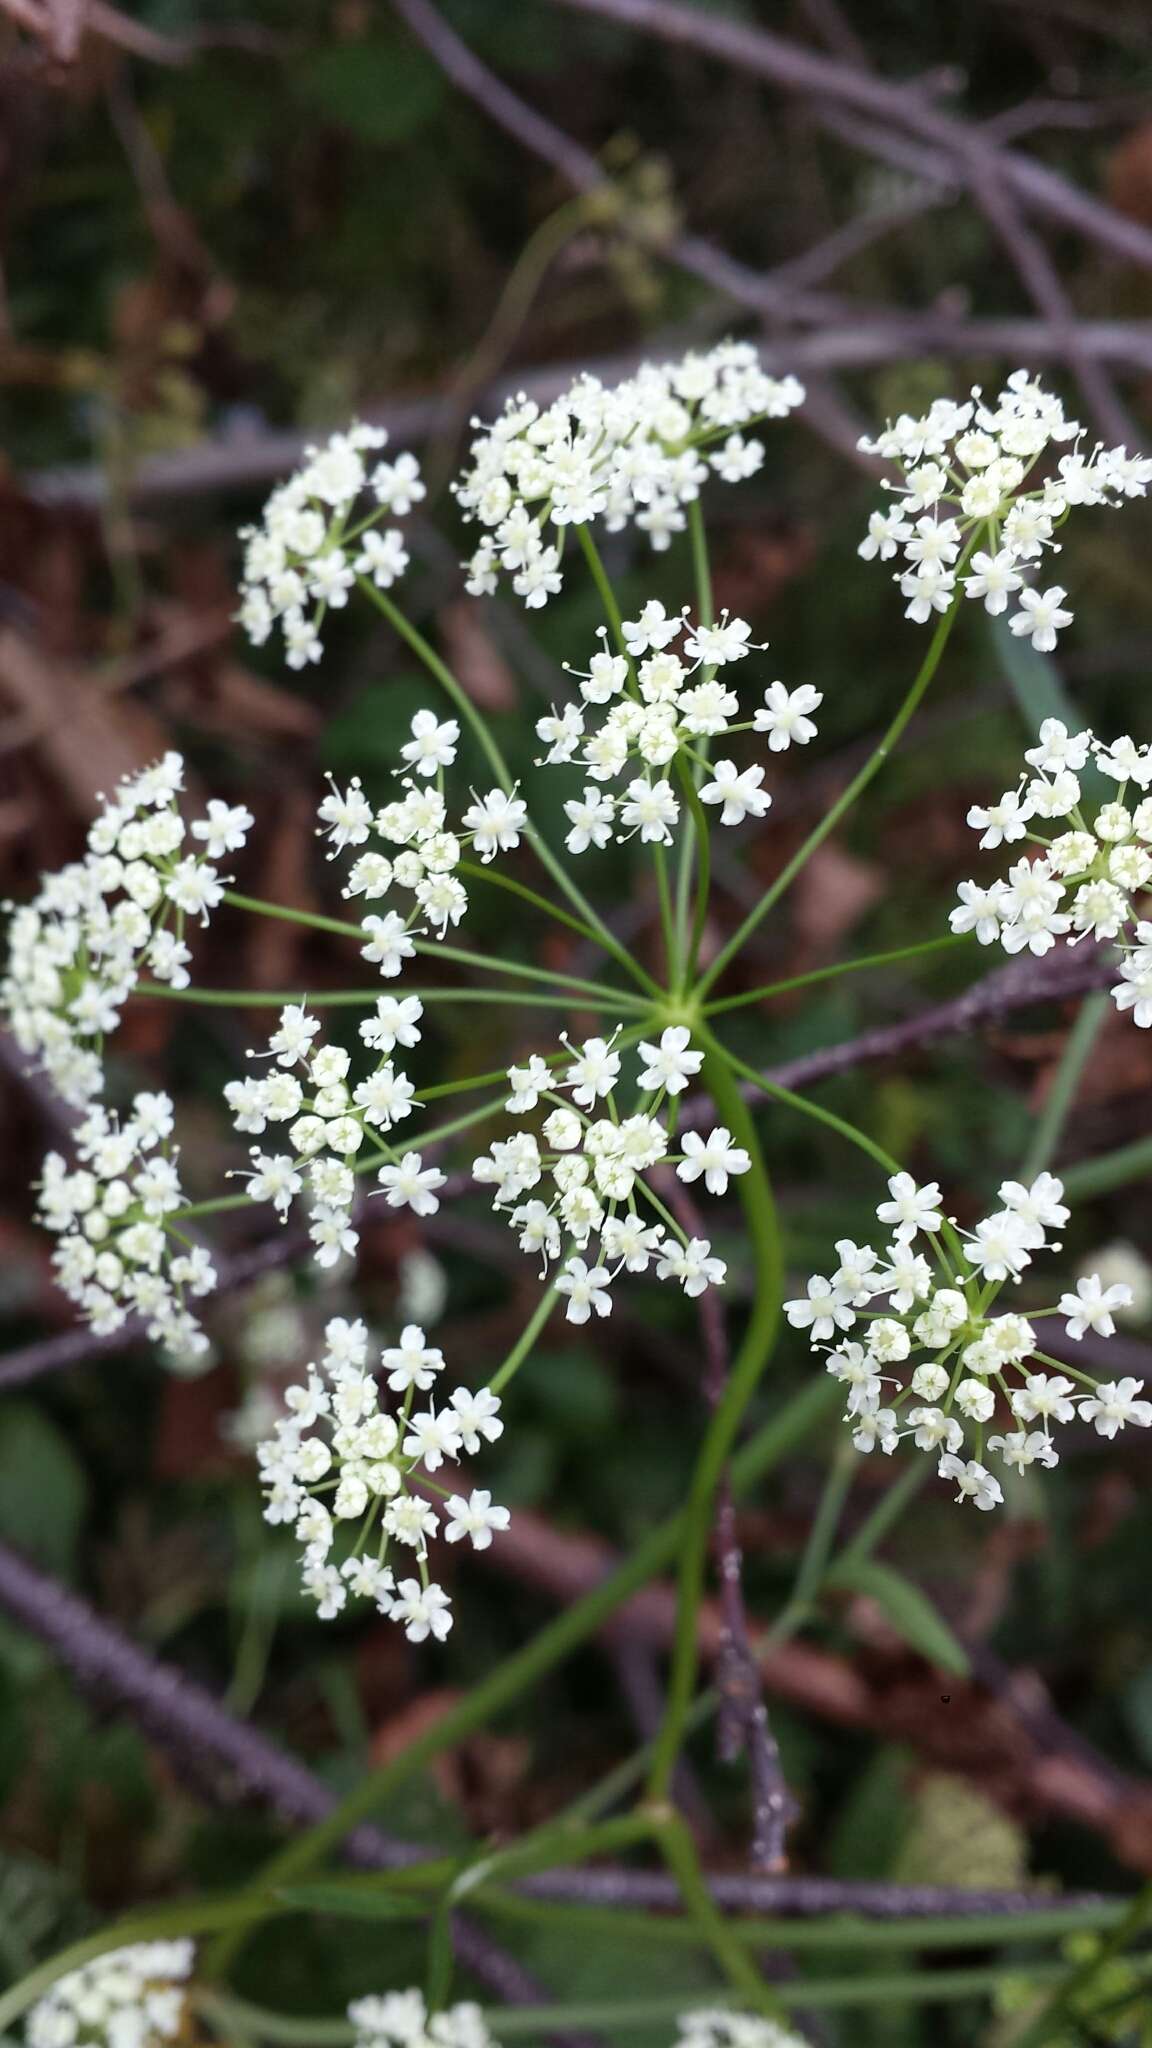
[349,1991,496,2048]
[536,601,821,851]
[474,1026,748,1320]
[454,341,804,606]
[257,1316,507,1635]
[676,2009,812,2048]
[786,1171,1151,1508]
[951,720,1152,1024]
[317,713,528,958]
[1,751,250,1107]
[25,1940,194,2048]
[38,1092,215,1358]
[858,368,1151,635]
[238,422,425,667]
[225,994,443,1272]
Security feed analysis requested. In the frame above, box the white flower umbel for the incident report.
[675,2008,812,2048]
[474,1028,744,1314]
[349,1989,499,2048]
[237,422,425,666]
[26,1940,195,2048]
[536,607,821,853]
[951,721,1152,1027]
[257,1316,507,1637]
[317,718,531,962]
[786,1171,1151,1502]
[1,751,248,1107]
[858,368,1152,633]
[226,998,450,1272]
[454,340,803,606]
[38,1092,215,1360]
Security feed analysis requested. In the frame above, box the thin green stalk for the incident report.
[675,753,712,993]
[777,1445,856,1628]
[722,1044,899,1177]
[698,553,975,1001]
[1062,1132,1152,1201]
[651,1809,782,2017]
[646,1028,783,1803]
[488,1286,559,1395]
[674,499,714,974]
[702,934,967,1015]
[687,494,713,627]
[140,984,641,1013]
[358,578,632,970]
[836,1461,930,1569]
[223,890,641,1003]
[203,1374,835,1977]
[1020,988,1110,1182]
[457,860,661,996]
[575,522,630,656]
[360,581,511,786]
[652,841,679,987]
[474,1889,1131,1954]
[223,890,364,944]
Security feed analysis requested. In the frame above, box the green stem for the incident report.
[473,1889,1131,1954]
[140,984,641,1014]
[488,1286,558,1395]
[1019,988,1109,1182]
[697,555,974,1001]
[836,1461,930,1569]
[675,753,712,994]
[645,1027,782,1802]
[223,890,639,1003]
[457,861,661,996]
[651,1808,781,2017]
[575,522,630,657]
[652,841,679,987]
[674,499,714,977]
[702,934,967,1015]
[723,1045,900,1177]
[1062,1132,1152,1201]
[687,493,713,626]
[779,1445,856,1626]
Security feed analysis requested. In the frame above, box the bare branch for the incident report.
[0,1538,580,2023]
[547,0,1152,275]
[0,1535,1123,1922]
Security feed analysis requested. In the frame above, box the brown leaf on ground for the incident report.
[712,523,815,621]
[0,626,166,817]
[790,840,884,954]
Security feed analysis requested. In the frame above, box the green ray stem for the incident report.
[697,550,975,1002]
[644,1024,783,1802]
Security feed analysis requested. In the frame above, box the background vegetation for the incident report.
[5,0,1152,2040]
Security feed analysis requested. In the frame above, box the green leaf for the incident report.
[827,1557,969,1676]
[299,40,446,146]
[273,1882,429,1920]
[0,1404,87,1579]
[988,617,1105,802]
